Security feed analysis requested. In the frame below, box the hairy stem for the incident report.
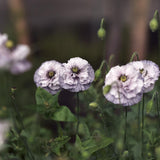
[76,92,80,135]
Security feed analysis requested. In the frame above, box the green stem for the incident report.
[138,102,141,140]
[156,92,160,128]
[124,106,128,150]
[76,92,80,135]
[100,18,104,28]
[11,91,35,160]
[141,94,145,159]
[130,52,140,62]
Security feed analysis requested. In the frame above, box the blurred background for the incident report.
[0,0,160,106]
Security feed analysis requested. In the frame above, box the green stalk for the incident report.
[76,92,80,135]
[154,10,160,55]
[156,92,160,128]
[129,52,140,62]
[11,89,35,160]
[138,102,141,140]
[141,94,145,158]
[124,106,128,150]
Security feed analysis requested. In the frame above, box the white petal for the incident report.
[11,45,30,61]
[34,60,62,95]
[0,33,8,46]
[10,60,32,74]
[60,57,95,92]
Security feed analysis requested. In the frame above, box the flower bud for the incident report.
[89,102,98,108]
[82,151,90,158]
[149,18,159,32]
[11,87,17,94]
[155,146,160,159]
[103,85,111,95]
[147,152,152,157]
[94,69,101,81]
[122,150,129,158]
[97,28,106,40]
[115,139,124,153]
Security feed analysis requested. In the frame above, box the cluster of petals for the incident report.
[103,60,160,106]
[0,121,10,151]
[0,33,31,74]
[34,57,95,95]
[128,60,160,93]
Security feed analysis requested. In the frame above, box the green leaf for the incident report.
[35,87,59,107]
[51,106,77,122]
[83,137,113,155]
[47,136,70,156]
[75,135,82,149]
[78,122,90,138]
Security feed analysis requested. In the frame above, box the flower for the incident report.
[0,121,10,151]
[10,60,32,75]
[129,60,160,93]
[0,47,11,70]
[34,60,63,95]
[11,44,30,61]
[9,45,32,74]
[103,64,144,106]
[0,32,32,74]
[59,57,95,92]
[0,33,8,46]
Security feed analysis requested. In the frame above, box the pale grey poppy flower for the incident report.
[34,60,62,95]
[60,57,95,92]
[0,33,8,46]
[103,64,144,106]
[0,33,31,74]
[9,45,31,74]
[10,60,32,75]
[0,47,11,70]
[11,45,30,61]
[0,121,10,151]
[130,60,160,93]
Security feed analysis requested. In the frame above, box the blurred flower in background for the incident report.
[0,33,32,75]
[0,120,10,151]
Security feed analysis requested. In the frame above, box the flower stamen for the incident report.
[119,75,127,82]
[47,70,55,78]
[71,66,80,74]
[5,40,14,49]
[139,68,144,74]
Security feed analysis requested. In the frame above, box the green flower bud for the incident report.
[97,28,106,40]
[146,143,150,150]
[147,152,152,157]
[155,146,160,159]
[82,151,90,158]
[94,69,101,81]
[116,139,124,153]
[89,102,98,108]
[103,85,111,95]
[11,87,17,94]
[149,18,159,32]
[122,150,129,158]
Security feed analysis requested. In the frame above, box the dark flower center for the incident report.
[139,68,144,74]
[47,70,56,78]
[71,66,80,74]
[119,75,127,82]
